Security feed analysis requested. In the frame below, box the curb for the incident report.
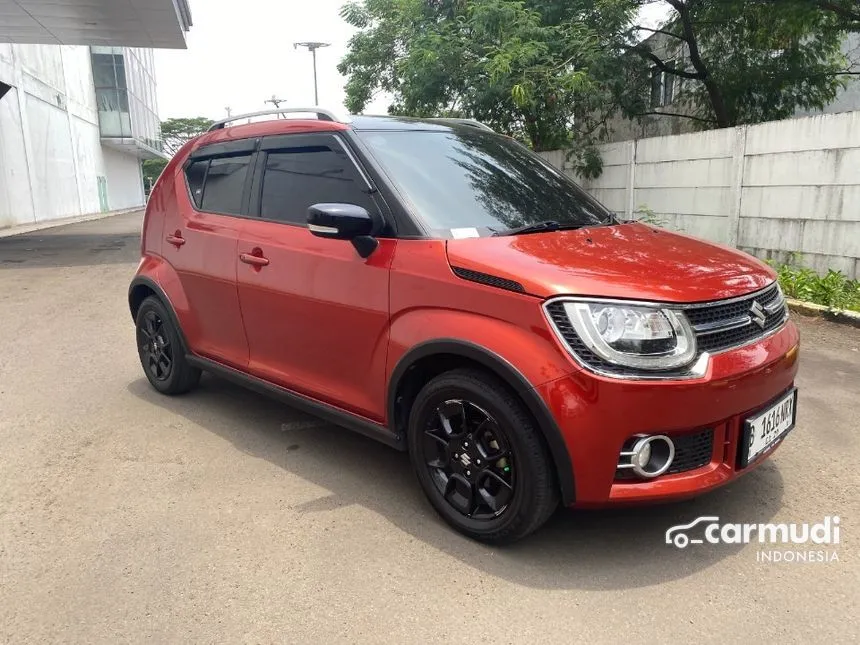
[787,299,860,329]
[0,207,143,239]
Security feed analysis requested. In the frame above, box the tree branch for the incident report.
[623,44,705,79]
[637,110,718,124]
[633,25,688,41]
[815,0,860,23]
[665,0,731,127]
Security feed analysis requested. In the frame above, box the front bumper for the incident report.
[536,320,800,506]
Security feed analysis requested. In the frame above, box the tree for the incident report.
[619,0,858,128]
[142,158,168,192]
[338,0,637,174]
[142,117,214,192]
[160,116,215,156]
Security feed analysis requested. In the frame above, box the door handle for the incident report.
[239,252,270,267]
[166,232,185,247]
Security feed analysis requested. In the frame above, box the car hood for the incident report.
[445,223,776,302]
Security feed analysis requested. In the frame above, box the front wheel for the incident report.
[407,368,559,543]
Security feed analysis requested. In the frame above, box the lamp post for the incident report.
[293,41,330,105]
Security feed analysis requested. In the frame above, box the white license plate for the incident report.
[741,388,797,467]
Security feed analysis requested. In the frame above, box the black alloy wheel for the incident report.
[135,295,201,395]
[137,309,173,382]
[422,399,515,519]
[408,368,558,543]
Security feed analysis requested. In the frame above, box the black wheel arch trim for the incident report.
[388,339,576,505]
[128,276,191,355]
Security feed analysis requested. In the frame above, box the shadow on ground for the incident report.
[0,232,140,269]
[128,373,785,591]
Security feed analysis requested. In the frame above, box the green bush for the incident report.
[773,262,860,312]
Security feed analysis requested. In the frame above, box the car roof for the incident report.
[187,113,495,155]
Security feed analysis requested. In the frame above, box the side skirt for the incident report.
[186,355,406,451]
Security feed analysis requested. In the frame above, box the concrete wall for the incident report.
[0,43,145,229]
[540,111,860,279]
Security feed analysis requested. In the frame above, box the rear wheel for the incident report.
[407,368,558,543]
[135,296,200,395]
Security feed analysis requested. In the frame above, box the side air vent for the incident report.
[451,266,525,293]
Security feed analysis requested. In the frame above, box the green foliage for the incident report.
[773,260,860,312]
[633,203,668,227]
[142,158,168,192]
[160,116,215,156]
[620,0,855,128]
[338,0,636,165]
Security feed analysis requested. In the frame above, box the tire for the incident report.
[135,295,201,395]
[407,368,559,544]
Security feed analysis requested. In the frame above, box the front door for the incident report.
[236,133,393,420]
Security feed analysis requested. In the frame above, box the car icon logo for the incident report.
[665,516,721,548]
[750,300,766,328]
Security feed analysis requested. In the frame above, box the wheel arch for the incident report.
[388,339,575,505]
[128,276,190,355]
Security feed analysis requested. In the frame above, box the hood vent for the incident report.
[451,266,525,293]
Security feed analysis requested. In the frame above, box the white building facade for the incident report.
[0,0,192,230]
[0,43,164,228]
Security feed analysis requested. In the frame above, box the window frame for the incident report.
[182,138,259,218]
[247,132,394,235]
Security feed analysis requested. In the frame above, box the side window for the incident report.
[200,154,252,215]
[185,159,208,208]
[260,143,377,225]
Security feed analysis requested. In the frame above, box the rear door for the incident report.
[236,133,394,420]
[162,140,255,368]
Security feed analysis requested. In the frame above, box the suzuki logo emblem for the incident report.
[460,453,472,468]
[750,300,767,328]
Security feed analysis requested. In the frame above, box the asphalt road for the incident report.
[1,212,858,643]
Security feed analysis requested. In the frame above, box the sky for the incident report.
[155,0,670,121]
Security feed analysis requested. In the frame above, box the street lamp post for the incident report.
[293,41,330,105]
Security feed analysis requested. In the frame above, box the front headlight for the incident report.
[560,301,697,371]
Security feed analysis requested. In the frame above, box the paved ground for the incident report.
[0,212,858,643]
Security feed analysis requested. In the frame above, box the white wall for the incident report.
[102,146,143,210]
[0,43,144,229]
[540,111,860,279]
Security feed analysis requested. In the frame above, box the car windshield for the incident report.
[356,129,615,235]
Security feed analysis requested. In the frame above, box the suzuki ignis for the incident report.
[130,108,799,543]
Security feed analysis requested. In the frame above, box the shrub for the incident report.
[773,263,860,313]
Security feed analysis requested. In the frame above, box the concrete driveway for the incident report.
[1,212,857,643]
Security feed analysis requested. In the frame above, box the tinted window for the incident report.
[185,160,208,208]
[260,145,376,225]
[356,130,613,234]
[200,155,252,215]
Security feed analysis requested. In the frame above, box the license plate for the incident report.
[739,388,797,468]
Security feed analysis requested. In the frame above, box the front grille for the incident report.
[686,282,787,354]
[616,428,714,480]
[546,282,788,378]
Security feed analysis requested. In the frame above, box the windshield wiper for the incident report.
[491,220,588,237]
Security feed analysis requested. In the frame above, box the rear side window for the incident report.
[200,155,252,215]
[260,145,376,225]
[185,160,208,208]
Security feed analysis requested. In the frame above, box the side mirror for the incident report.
[307,203,380,258]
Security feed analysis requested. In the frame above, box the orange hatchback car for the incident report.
[130,108,799,543]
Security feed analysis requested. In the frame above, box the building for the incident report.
[606,31,860,143]
[0,0,192,229]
